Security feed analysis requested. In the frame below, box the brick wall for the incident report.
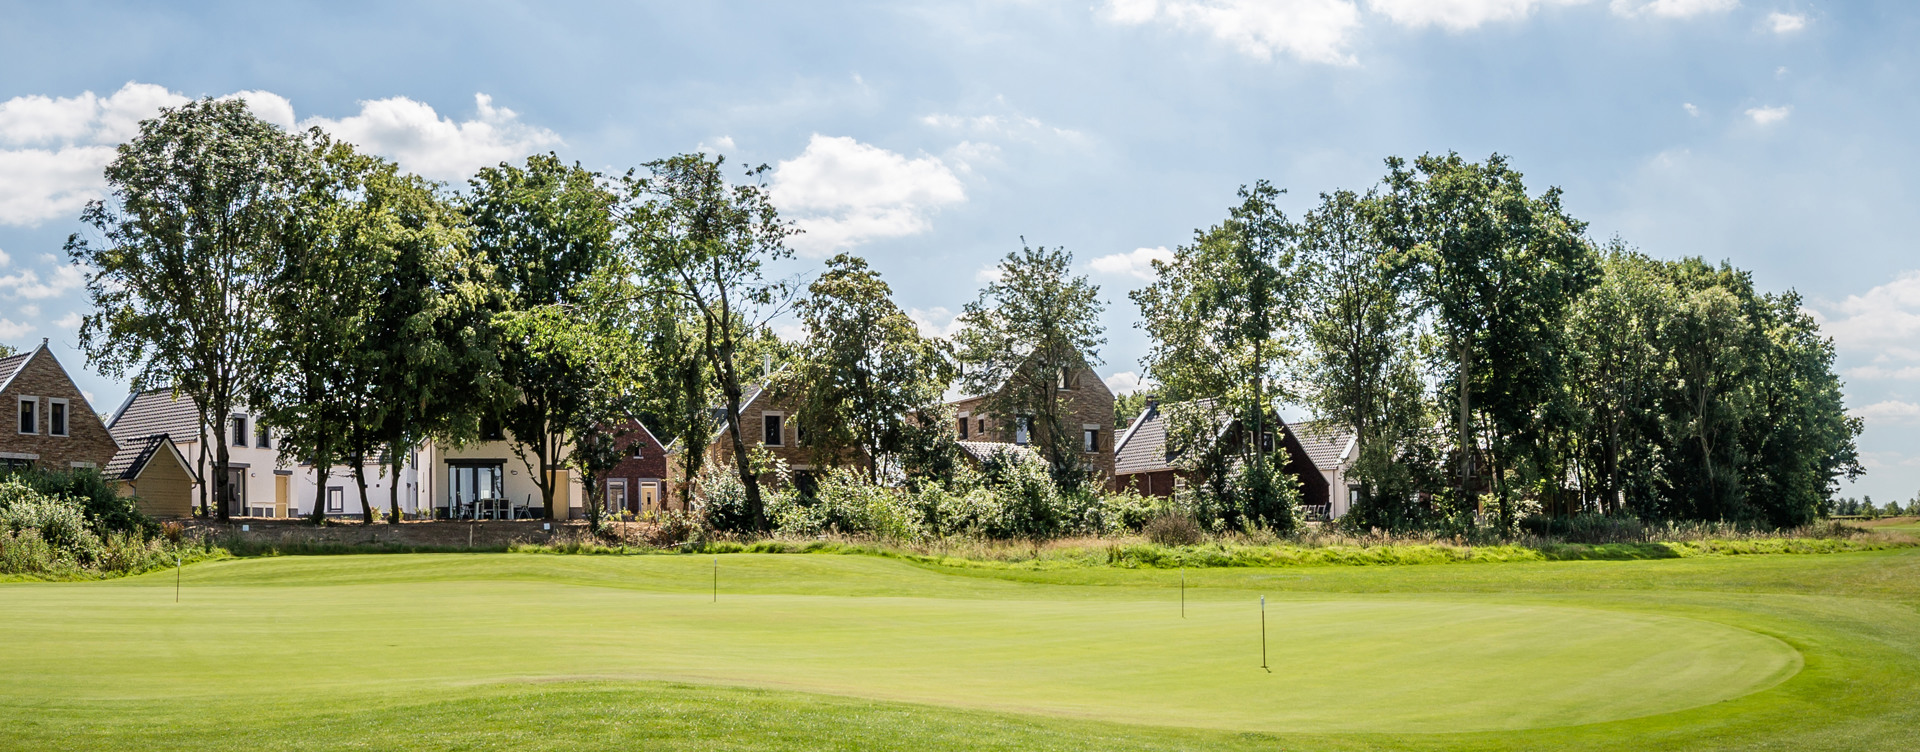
[950,365,1115,482]
[1,347,119,471]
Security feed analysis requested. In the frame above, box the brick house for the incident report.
[598,419,674,514]
[947,357,1115,484]
[1110,398,1331,513]
[0,340,119,473]
[668,378,830,497]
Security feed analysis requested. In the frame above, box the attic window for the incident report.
[1057,367,1072,390]
[763,413,784,447]
[630,442,645,459]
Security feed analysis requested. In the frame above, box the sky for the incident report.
[0,0,1915,503]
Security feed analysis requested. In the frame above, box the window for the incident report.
[224,467,247,514]
[231,415,248,447]
[1015,415,1033,446]
[763,413,784,446]
[977,418,986,436]
[1058,366,1072,390]
[48,399,67,437]
[795,422,809,447]
[1083,427,1099,453]
[606,479,627,514]
[447,463,504,510]
[1260,432,1275,453]
[326,487,344,514]
[255,424,271,449]
[480,415,504,441]
[16,397,35,434]
[630,442,645,459]
[0,457,32,473]
[956,415,969,439]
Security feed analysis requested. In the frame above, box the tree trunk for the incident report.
[195,417,209,518]
[214,434,232,522]
[309,463,331,525]
[1456,343,1473,512]
[354,454,374,525]
[387,447,405,525]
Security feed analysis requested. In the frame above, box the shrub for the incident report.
[0,481,105,569]
[695,462,755,534]
[1142,512,1204,546]
[10,467,152,536]
[777,468,919,541]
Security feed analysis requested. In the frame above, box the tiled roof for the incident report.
[1113,399,1235,475]
[109,389,202,447]
[0,350,30,391]
[1291,420,1356,471]
[104,435,165,480]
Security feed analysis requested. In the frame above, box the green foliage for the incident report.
[953,244,1106,490]
[68,96,306,521]
[6,466,152,536]
[792,254,953,482]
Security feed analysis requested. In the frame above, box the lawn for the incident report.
[3,548,1918,750]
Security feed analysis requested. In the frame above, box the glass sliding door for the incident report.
[447,463,504,518]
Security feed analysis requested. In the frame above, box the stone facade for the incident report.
[949,364,1115,482]
[0,343,118,472]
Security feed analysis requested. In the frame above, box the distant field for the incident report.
[4,549,1918,750]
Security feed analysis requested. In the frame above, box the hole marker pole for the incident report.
[1180,565,1185,619]
[712,555,718,603]
[175,554,181,603]
[1260,595,1270,673]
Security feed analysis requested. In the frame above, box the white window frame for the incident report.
[1015,415,1033,446]
[607,478,627,513]
[326,487,344,514]
[1082,424,1100,453]
[48,398,69,437]
[762,411,785,447]
[17,397,37,435]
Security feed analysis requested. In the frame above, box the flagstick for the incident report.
[712,555,718,603]
[175,554,181,603]
[1180,565,1185,619]
[1260,595,1270,673]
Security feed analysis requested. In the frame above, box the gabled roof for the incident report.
[1114,398,1308,476]
[104,434,196,482]
[1291,420,1357,471]
[109,389,202,447]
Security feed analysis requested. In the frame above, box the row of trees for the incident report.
[67,98,1110,531]
[1135,154,1862,530]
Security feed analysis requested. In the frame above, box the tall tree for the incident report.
[68,98,302,522]
[954,244,1106,490]
[1379,153,1598,530]
[1563,243,1666,514]
[464,153,616,520]
[621,153,796,531]
[1133,182,1302,529]
[793,253,953,483]
[1297,189,1429,530]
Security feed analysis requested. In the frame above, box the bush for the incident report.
[8,467,152,537]
[695,462,756,534]
[1142,512,1204,546]
[0,480,104,568]
[773,468,919,541]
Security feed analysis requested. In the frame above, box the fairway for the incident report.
[4,549,1919,750]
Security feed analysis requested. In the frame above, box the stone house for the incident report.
[0,341,119,474]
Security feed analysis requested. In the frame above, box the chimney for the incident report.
[762,353,772,377]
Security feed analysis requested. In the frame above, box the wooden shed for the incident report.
[105,434,198,518]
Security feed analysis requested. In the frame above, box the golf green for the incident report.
[2,554,1797,735]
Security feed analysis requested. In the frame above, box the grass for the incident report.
[4,547,1920,750]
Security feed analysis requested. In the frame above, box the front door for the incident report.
[274,475,289,518]
[447,463,504,518]
[639,481,659,512]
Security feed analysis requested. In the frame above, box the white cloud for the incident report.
[1766,11,1805,33]
[53,312,81,330]
[975,265,1005,283]
[0,83,559,226]
[0,263,85,300]
[1745,105,1792,125]
[770,134,966,256]
[1369,0,1582,31]
[1683,102,1700,116]
[1608,0,1738,18]
[0,319,29,341]
[1853,401,1920,426]
[1102,0,1364,65]
[908,306,965,338]
[0,246,9,267]
[920,99,1083,142]
[1089,246,1176,280]
[17,304,38,319]
[1104,371,1155,396]
[1813,271,1920,383]
[303,93,561,181]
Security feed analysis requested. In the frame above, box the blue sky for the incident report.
[2,0,1915,503]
